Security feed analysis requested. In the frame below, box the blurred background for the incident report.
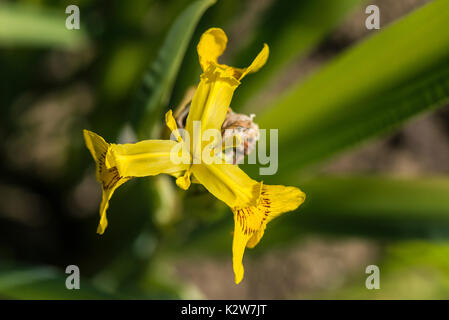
[1,0,449,299]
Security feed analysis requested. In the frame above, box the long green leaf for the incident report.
[131,0,216,138]
[0,3,88,48]
[295,176,449,239]
[250,0,449,181]
[0,264,119,299]
[173,176,449,255]
[233,0,364,109]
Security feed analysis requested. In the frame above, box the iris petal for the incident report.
[83,130,132,234]
[232,184,306,284]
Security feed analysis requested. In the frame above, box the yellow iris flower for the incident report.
[84,28,305,284]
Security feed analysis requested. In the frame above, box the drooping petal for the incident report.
[246,185,306,248]
[232,206,264,284]
[231,184,306,284]
[83,130,132,234]
[190,163,261,209]
[84,129,190,234]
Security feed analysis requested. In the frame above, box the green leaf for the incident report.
[0,3,88,48]
[233,0,364,109]
[173,176,449,255]
[0,264,119,299]
[131,0,216,138]
[294,176,449,239]
[251,0,449,180]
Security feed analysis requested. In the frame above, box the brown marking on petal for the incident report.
[103,167,120,190]
[97,150,132,191]
[235,208,260,236]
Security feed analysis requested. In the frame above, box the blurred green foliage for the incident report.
[1,0,449,299]
[308,241,449,299]
[247,0,449,181]
[0,2,88,48]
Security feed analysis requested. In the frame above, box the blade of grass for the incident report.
[248,0,449,181]
[172,176,449,255]
[293,176,449,240]
[232,0,364,109]
[131,0,216,138]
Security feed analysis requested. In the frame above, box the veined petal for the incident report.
[232,211,254,284]
[83,130,132,235]
[106,139,189,178]
[232,184,305,284]
[191,163,260,209]
[246,185,305,248]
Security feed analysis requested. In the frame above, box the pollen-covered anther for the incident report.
[222,110,260,164]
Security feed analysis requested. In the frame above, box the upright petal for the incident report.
[185,68,239,160]
[185,28,269,158]
[197,27,228,72]
[237,44,269,81]
[196,28,269,81]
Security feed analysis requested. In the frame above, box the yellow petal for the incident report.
[238,43,269,80]
[245,226,265,249]
[83,129,108,182]
[246,184,306,248]
[185,68,238,160]
[197,27,228,72]
[176,170,191,190]
[232,206,264,284]
[197,28,269,81]
[231,184,305,284]
[106,140,189,177]
[191,163,260,209]
[97,188,113,234]
[165,109,182,142]
[186,28,269,151]
[83,130,131,234]
[261,184,306,216]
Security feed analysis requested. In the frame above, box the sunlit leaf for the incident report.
[233,0,364,109]
[131,0,216,138]
[250,0,449,181]
[175,176,449,254]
